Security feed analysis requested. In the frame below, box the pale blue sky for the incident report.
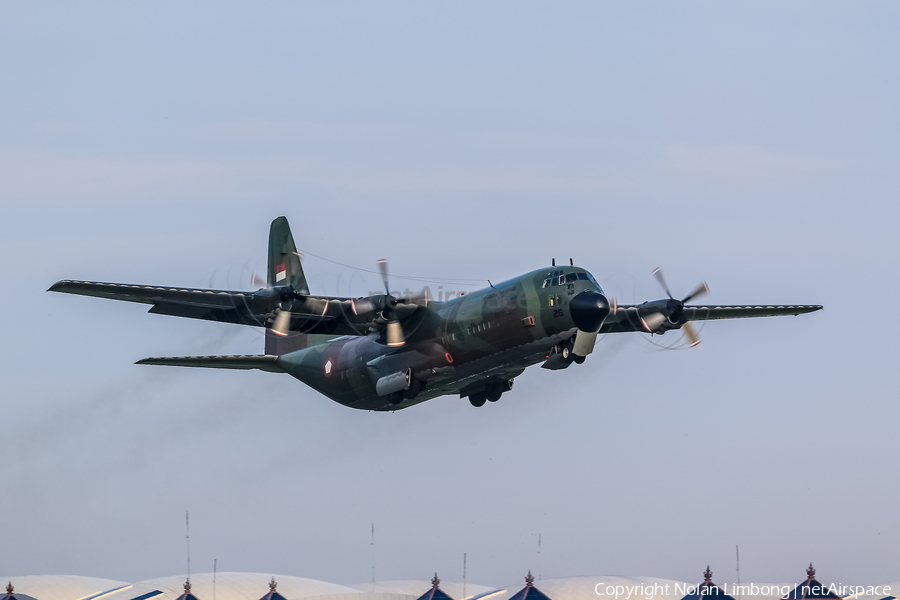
[1,1,898,590]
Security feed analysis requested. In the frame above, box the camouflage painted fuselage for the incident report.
[275,267,602,410]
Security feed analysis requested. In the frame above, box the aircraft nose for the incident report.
[569,291,610,332]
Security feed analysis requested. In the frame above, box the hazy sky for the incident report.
[1,1,898,591]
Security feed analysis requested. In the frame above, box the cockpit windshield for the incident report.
[540,269,602,293]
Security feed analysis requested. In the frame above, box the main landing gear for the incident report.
[467,379,515,407]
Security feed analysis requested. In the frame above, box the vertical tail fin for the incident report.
[267,216,310,294]
[265,217,338,355]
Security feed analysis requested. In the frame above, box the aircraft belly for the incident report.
[277,337,378,407]
[380,330,573,410]
[448,331,570,385]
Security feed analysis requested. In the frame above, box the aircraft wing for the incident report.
[48,280,254,308]
[47,279,354,333]
[681,304,823,320]
[601,304,822,333]
[48,279,270,326]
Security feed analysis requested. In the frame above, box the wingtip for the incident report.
[135,357,171,365]
[47,280,68,292]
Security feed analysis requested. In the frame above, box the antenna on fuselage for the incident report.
[552,258,555,266]
[569,258,573,266]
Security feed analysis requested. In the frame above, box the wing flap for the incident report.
[136,355,283,372]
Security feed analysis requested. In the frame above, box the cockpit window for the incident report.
[565,273,578,283]
[576,273,589,281]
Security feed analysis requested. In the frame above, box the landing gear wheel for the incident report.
[403,377,423,399]
[573,355,585,364]
[486,389,502,402]
[469,393,487,407]
[561,346,570,360]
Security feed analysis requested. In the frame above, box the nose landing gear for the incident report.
[543,339,579,370]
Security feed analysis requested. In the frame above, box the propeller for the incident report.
[370,259,431,347]
[642,267,709,347]
[265,257,426,342]
[272,307,292,337]
[375,259,403,346]
[243,269,294,336]
[250,269,306,338]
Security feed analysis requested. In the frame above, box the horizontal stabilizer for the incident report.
[136,355,283,372]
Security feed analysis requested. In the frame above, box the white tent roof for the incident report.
[351,580,501,599]
[489,575,690,600]
[0,575,129,600]
[102,573,360,600]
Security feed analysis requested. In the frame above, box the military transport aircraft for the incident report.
[49,217,821,410]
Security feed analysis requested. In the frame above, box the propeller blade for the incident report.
[251,273,267,289]
[376,259,390,296]
[610,297,618,316]
[408,287,429,307]
[641,311,667,332]
[252,274,266,289]
[652,267,673,299]
[272,309,291,337]
[682,281,710,303]
[682,321,701,347]
[386,320,405,347]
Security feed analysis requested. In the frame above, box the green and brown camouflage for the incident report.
[262,264,607,410]
[49,216,823,411]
